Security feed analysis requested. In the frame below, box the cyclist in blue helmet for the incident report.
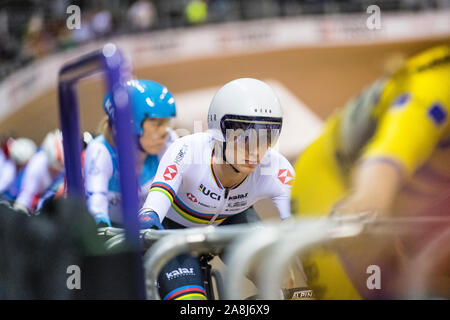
[84,79,178,227]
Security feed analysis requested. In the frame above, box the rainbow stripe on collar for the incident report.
[210,148,248,190]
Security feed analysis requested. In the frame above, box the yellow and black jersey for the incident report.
[290,45,450,299]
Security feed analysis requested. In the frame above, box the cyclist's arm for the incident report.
[334,93,449,216]
[269,153,295,220]
[0,160,16,193]
[15,152,49,211]
[140,137,190,222]
[84,142,113,223]
[35,172,65,211]
[333,161,402,216]
[272,192,292,220]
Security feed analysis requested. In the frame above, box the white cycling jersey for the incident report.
[84,128,178,224]
[141,132,295,228]
[15,150,56,210]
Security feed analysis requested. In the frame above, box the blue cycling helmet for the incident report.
[103,79,176,135]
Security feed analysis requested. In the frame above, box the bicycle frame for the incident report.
[100,227,229,300]
[58,44,145,299]
[140,225,260,300]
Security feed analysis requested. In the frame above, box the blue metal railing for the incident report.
[57,44,145,299]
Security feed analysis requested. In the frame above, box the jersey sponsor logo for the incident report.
[186,192,198,202]
[165,268,195,280]
[198,201,213,208]
[87,160,101,176]
[228,193,248,200]
[104,97,115,120]
[174,144,188,166]
[227,200,248,208]
[278,169,293,185]
[428,103,447,126]
[163,164,178,181]
[198,184,221,200]
[391,93,410,108]
[284,287,314,299]
[292,290,314,299]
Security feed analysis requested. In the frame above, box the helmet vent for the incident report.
[146,97,155,107]
[254,108,270,114]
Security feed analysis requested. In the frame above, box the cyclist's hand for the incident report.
[330,194,380,220]
[13,202,31,216]
[95,216,112,228]
[138,210,164,230]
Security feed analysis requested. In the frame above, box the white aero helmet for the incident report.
[41,129,64,169]
[9,138,37,165]
[207,78,283,143]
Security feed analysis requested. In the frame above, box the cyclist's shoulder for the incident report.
[256,149,295,182]
[28,150,47,167]
[406,45,450,71]
[22,150,48,179]
[393,46,450,96]
[86,135,113,155]
[0,158,16,176]
[265,148,293,167]
[170,131,213,149]
[85,136,114,168]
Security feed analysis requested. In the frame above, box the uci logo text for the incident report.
[198,184,221,201]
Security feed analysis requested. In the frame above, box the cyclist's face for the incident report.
[225,129,275,174]
[139,118,170,154]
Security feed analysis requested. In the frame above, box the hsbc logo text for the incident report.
[278,169,293,185]
[186,193,198,202]
[163,165,178,181]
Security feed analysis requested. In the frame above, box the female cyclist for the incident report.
[138,78,295,300]
[84,79,177,227]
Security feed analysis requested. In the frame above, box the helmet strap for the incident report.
[222,142,240,173]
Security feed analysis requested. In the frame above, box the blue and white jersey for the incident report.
[0,150,16,195]
[84,128,178,225]
[1,168,24,201]
[14,150,60,211]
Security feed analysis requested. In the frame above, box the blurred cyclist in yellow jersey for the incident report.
[291,45,450,299]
